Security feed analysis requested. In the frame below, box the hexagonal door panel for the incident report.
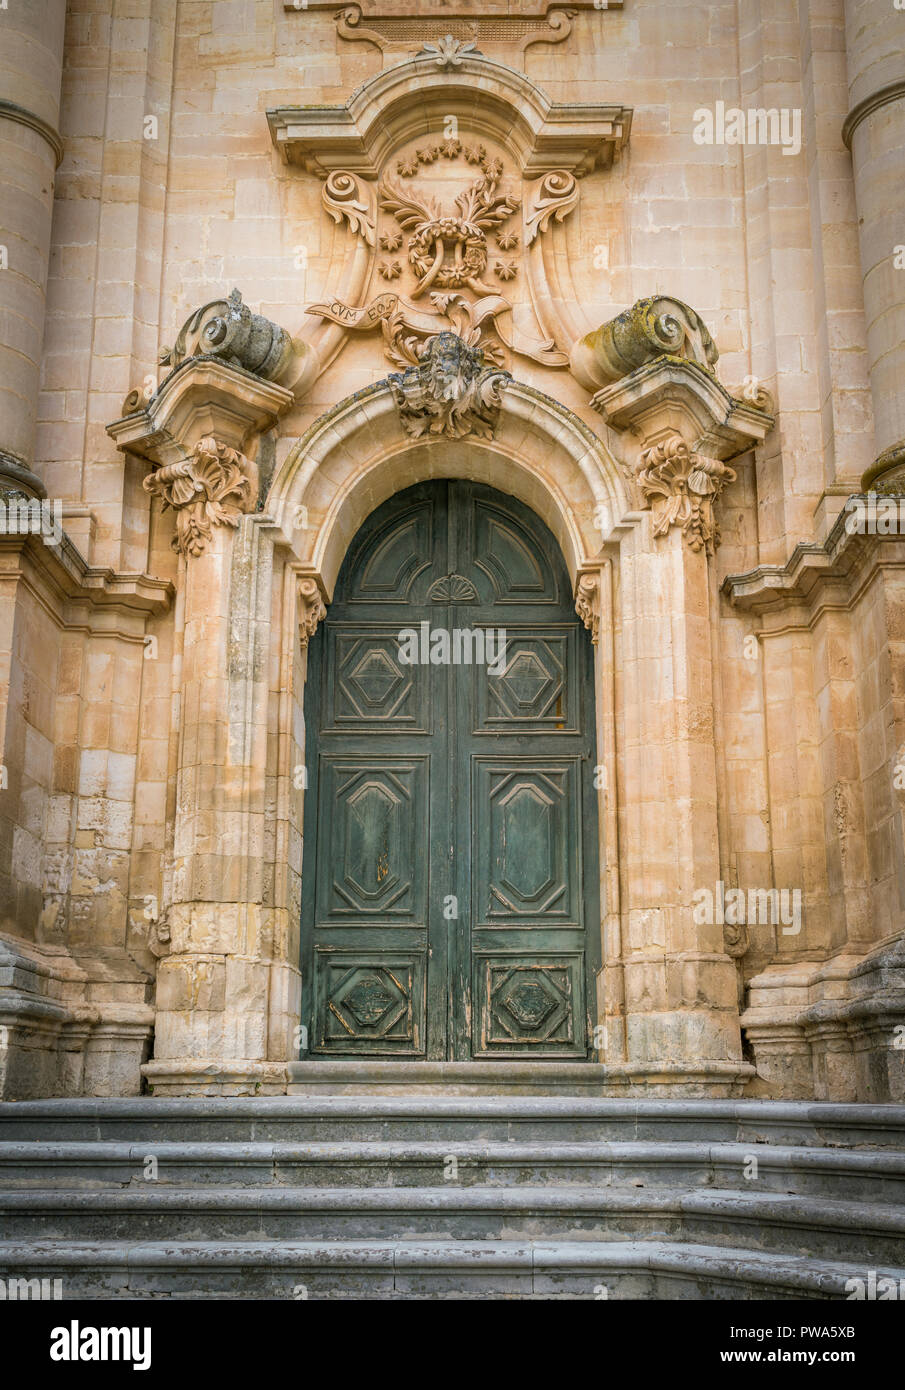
[473,761,580,923]
[316,758,428,919]
[475,631,579,732]
[323,628,430,731]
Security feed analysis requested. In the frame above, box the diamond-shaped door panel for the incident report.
[316,757,428,920]
[475,631,578,732]
[323,628,430,731]
[314,953,425,1054]
[473,759,580,924]
[473,955,584,1055]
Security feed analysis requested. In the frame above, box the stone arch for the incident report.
[268,377,628,601]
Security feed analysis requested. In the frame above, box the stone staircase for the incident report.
[1,1097,904,1299]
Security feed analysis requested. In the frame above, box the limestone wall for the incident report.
[0,0,902,1099]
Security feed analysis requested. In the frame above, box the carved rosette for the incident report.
[386,331,511,440]
[143,436,258,558]
[298,578,327,647]
[636,435,736,556]
[575,573,600,644]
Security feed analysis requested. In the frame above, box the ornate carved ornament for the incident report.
[298,577,327,647]
[636,435,736,556]
[582,302,775,493]
[572,296,719,394]
[142,436,258,558]
[286,3,623,59]
[283,0,618,12]
[267,52,630,384]
[575,571,601,644]
[158,289,296,383]
[386,331,511,440]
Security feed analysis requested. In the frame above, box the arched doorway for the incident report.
[301,479,600,1061]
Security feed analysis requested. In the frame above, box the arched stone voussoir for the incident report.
[267,378,627,600]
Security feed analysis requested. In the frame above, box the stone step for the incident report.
[2,1185,904,1262]
[3,1097,905,1147]
[2,1139,904,1202]
[0,1237,900,1300]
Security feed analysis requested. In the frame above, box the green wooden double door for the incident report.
[301,480,600,1061]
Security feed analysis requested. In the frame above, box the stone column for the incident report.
[0,0,67,491]
[843,0,905,484]
[619,506,744,1076]
[138,438,284,1094]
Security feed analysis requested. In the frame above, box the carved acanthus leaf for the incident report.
[143,436,258,557]
[298,578,327,647]
[386,331,511,440]
[636,435,736,555]
[322,171,376,247]
[524,170,579,245]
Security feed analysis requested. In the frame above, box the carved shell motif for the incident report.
[427,573,479,602]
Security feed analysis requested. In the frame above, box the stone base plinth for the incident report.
[286,1060,755,1098]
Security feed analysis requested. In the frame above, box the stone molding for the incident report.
[108,356,293,473]
[142,436,258,558]
[267,55,630,179]
[266,376,626,602]
[591,357,773,455]
[331,8,585,56]
[842,77,905,149]
[0,97,64,167]
[721,499,903,617]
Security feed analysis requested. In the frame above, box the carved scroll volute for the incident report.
[524,170,579,246]
[323,171,376,247]
[143,436,258,558]
[575,572,601,644]
[298,578,327,648]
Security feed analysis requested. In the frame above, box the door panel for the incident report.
[301,479,599,1061]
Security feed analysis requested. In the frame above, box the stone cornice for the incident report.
[842,77,905,148]
[267,55,631,177]
[0,531,174,632]
[720,500,905,615]
[0,98,64,167]
[282,0,621,11]
[108,357,294,468]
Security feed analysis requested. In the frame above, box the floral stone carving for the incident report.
[637,435,736,556]
[143,436,258,557]
[386,331,511,440]
[378,148,519,299]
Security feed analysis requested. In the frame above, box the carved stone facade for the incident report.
[0,0,903,1109]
